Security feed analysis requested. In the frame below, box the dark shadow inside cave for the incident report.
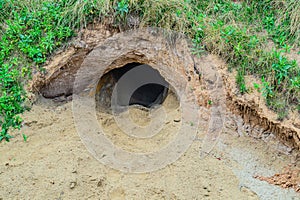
[96,63,169,111]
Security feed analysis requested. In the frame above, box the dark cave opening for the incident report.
[96,63,169,110]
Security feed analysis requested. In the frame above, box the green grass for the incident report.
[0,0,300,141]
[194,0,300,120]
[0,0,76,141]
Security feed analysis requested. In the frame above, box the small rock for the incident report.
[240,186,258,197]
[97,181,103,187]
[97,177,106,187]
[292,121,300,129]
[72,40,87,49]
[174,119,181,122]
[69,181,77,189]
[97,179,104,187]
[24,120,38,127]
[53,96,68,102]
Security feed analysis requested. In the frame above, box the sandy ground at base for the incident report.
[0,95,299,200]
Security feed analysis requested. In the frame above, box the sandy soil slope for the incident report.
[0,95,299,199]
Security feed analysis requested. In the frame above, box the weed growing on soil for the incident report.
[0,0,74,141]
[0,61,26,141]
[22,133,27,142]
[208,100,213,105]
[253,83,260,91]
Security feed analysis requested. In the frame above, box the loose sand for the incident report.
[0,94,299,199]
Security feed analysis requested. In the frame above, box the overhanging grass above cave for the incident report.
[0,0,300,141]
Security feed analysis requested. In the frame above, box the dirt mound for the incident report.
[29,23,300,152]
[29,23,117,99]
[255,165,300,192]
[18,23,300,196]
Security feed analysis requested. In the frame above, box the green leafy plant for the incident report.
[22,133,27,142]
[261,77,273,98]
[208,100,213,105]
[236,69,247,94]
[0,62,26,141]
[0,1,74,142]
[253,83,260,91]
[116,0,129,17]
[114,0,129,26]
[272,55,292,85]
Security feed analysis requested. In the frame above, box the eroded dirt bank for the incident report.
[30,24,300,152]
[1,25,299,199]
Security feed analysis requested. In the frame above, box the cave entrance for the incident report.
[96,63,169,112]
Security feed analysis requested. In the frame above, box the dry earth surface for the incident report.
[1,25,300,200]
[0,95,299,199]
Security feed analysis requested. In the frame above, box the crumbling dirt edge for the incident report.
[216,59,300,150]
[28,24,300,151]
